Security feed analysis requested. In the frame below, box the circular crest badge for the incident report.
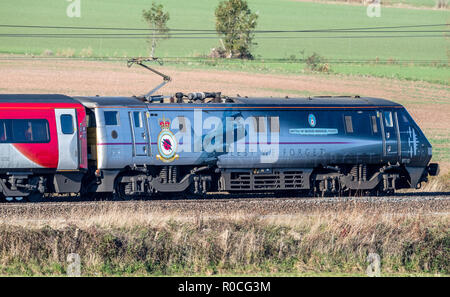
[156,117,179,163]
[158,131,177,159]
[308,114,317,127]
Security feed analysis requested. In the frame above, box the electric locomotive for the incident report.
[0,92,440,202]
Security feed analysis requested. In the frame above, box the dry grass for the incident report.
[55,48,75,58]
[0,200,448,276]
[0,197,448,228]
[79,47,93,58]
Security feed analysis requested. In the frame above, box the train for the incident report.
[0,91,439,202]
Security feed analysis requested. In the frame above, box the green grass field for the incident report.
[0,0,448,59]
[0,0,448,83]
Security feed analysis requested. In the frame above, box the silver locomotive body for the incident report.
[75,95,438,199]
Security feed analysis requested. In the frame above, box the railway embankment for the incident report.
[0,196,448,276]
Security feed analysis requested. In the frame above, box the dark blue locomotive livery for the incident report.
[78,94,438,199]
[0,93,440,201]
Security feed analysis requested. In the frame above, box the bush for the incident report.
[305,52,330,73]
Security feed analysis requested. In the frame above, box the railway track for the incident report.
[0,193,449,219]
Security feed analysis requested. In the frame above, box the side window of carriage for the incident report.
[5,119,50,143]
[253,116,266,133]
[178,116,187,132]
[132,111,142,128]
[253,116,279,133]
[344,115,353,133]
[371,114,378,134]
[0,120,10,142]
[104,111,119,126]
[60,114,74,134]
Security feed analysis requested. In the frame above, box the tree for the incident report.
[142,2,170,58]
[215,0,258,59]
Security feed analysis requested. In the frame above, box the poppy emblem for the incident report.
[308,114,316,127]
[163,138,172,152]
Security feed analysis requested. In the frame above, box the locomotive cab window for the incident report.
[384,111,393,127]
[60,114,74,134]
[104,111,119,126]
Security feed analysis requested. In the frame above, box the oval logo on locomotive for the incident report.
[156,117,179,163]
[308,114,316,127]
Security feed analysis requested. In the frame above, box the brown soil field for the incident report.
[0,56,449,174]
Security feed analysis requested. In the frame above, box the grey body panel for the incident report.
[74,95,432,192]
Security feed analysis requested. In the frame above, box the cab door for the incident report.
[129,110,150,156]
[55,109,79,170]
[381,110,400,162]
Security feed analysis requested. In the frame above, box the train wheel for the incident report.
[93,193,113,201]
[116,183,136,201]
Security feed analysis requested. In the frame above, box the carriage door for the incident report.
[55,109,79,170]
[381,110,400,161]
[129,111,150,156]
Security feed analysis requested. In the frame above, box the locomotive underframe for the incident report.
[0,161,433,202]
[73,162,425,200]
[0,171,85,201]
